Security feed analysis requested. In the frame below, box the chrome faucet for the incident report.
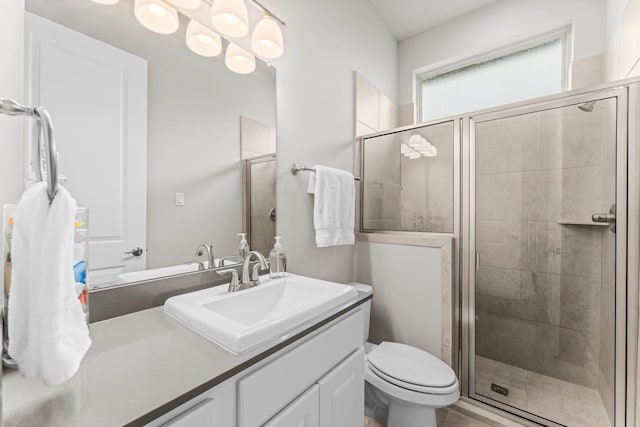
[241,251,269,288]
[195,244,215,269]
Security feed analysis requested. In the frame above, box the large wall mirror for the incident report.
[25,0,277,288]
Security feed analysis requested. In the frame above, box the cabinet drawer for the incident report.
[238,310,363,427]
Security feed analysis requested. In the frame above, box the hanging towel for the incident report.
[8,182,91,386]
[308,165,355,247]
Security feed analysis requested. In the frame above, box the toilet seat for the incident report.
[368,342,457,391]
[365,342,460,407]
[368,362,459,395]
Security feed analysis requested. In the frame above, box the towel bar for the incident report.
[290,163,360,181]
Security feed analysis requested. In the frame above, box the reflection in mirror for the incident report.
[241,117,276,258]
[25,0,276,288]
[362,121,454,233]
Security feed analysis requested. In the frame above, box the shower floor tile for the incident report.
[475,356,611,427]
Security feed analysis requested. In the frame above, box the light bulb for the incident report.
[166,0,202,10]
[148,3,167,18]
[210,0,249,38]
[186,20,222,57]
[90,0,120,5]
[134,0,179,34]
[251,15,284,59]
[225,43,256,74]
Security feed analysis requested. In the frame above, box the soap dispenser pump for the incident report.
[237,233,249,262]
[269,236,286,278]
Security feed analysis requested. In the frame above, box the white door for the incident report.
[318,348,365,427]
[264,386,319,427]
[25,13,148,286]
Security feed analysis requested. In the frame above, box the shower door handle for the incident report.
[591,204,616,232]
[591,213,615,223]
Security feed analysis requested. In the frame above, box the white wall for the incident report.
[264,0,398,283]
[604,0,640,80]
[354,242,442,356]
[398,0,606,105]
[0,1,25,206]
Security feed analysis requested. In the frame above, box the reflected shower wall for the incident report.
[362,121,455,233]
[474,98,617,426]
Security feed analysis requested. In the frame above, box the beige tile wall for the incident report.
[249,159,276,257]
[355,72,402,231]
[399,123,455,233]
[356,72,455,234]
[474,99,617,402]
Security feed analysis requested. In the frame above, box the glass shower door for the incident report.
[470,95,622,426]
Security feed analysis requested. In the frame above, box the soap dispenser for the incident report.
[269,236,286,278]
[237,233,249,262]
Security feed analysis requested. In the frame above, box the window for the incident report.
[418,35,567,122]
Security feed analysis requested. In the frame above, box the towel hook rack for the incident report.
[290,163,360,181]
[0,99,59,203]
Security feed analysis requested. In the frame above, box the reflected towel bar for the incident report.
[290,163,360,181]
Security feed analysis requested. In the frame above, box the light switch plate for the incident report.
[175,192,184,206]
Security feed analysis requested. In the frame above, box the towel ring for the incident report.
[0,99,59,203]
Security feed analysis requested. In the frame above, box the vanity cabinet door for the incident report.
[160,398,215,427]
[318,347,365,427]
[264,385,319,427]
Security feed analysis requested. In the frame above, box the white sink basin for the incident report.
[163,273,358,354]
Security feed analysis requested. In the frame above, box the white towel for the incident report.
[308,165,355,247]
[8,182,91,386]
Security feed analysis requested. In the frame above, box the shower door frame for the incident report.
[460,83,635,427]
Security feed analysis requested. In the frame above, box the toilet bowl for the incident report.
[352,283,460,427]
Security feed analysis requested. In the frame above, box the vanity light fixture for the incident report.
[251,15,284,59]
[186,20,223,57]
[134,0,180,34]
[210,0,250,38]
[95,0,285,74]
[225,43,256,74]
[166,0,202,10]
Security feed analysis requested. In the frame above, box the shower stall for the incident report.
[357,78,640,426]
[461,82,639,426]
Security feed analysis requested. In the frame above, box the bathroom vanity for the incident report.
[2,280,370,427]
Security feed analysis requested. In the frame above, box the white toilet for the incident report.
[354,284,460,427]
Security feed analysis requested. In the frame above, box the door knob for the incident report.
[269,208,276,222]
[124,247,144,256]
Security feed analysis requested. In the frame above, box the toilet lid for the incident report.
[367,342,456,389]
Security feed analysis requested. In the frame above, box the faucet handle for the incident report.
[250,263,263,285]
[217,269,240,292]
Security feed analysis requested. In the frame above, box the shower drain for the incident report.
[491,383,509,397]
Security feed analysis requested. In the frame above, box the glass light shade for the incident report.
[135,0,179,34]
[90,0,120,4]
[186,20,222,57]
[166,0,202,9]
[251,16,284,59]
[210,0,249,38]
[225,43,256,74]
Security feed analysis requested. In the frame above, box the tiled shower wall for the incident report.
[474,100,616,422]
[399,123,455,233]
[356,72,454,233]
[355,72,401,230]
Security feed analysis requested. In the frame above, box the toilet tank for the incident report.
[349,282,373,342]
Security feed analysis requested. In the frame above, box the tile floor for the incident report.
[475,356,611,427]
[364,410,493,427]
